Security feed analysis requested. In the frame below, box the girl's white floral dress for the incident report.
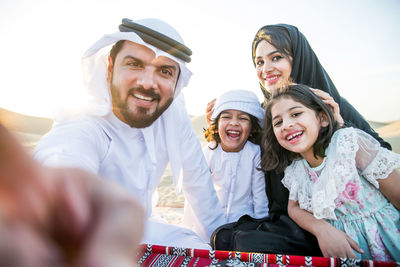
[282,127,400,261]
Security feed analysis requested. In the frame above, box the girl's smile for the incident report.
[284,130,304,144]
[271,97,328,167]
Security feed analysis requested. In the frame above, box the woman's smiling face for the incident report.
[255,40,292,94]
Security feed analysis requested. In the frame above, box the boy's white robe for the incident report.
[184,141,269,242]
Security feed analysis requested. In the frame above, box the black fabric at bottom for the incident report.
[211,214,322,257]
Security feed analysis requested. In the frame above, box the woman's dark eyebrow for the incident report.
[255,50,280,60]
[268,50,280,56]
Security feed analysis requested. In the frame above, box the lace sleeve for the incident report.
[356,129,400,188]
[282,161,314,213]
[281,162,300,201]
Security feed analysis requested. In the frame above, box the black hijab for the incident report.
[253,24,391,151]
[253,24,391,216]
[284,24,341,103]
[254,24,341,105]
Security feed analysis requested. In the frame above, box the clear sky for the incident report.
[0,0,399,122]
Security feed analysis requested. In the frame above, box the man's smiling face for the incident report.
[108,41,179,128]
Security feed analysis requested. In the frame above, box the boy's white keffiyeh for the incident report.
[282,127,400,220]
[211,90,264,127]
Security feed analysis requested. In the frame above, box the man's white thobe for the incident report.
[35,97,225,249]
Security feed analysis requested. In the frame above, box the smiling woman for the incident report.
[0,1,399,122]
[254,40,292,93]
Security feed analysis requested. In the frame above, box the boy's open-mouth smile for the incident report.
[226,129,241,140]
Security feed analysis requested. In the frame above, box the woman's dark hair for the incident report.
[204,113,262,150]
[251,25,293,98]
[260,84,339,173]
[252,25,293,65]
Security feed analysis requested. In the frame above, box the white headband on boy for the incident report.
[212,90,264,127]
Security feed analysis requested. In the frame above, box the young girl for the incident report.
[261,84,400,261]
[184,90,269,242]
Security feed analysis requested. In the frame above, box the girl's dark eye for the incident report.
[273,120,282,127]
[256,59,264,66]
[292,112,302,117]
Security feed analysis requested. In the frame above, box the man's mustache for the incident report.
[127,87,160,100]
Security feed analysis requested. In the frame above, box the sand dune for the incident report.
[376,120,400,138]
[2,107,398,151]
[191,115,208,146]
[0,108,53,151]
[371,120,400,153]
[0,108,52,135]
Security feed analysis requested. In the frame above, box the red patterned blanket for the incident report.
[136,244,399,267]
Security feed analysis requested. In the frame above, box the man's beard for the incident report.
[110,83,173,128]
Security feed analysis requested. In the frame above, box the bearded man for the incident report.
[35,18,224,248]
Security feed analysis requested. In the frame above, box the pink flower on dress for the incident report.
[342,181,359,200]
[308,169,318,182]
[334,197,344,208]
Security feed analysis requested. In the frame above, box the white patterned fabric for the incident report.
[282,127,400,220]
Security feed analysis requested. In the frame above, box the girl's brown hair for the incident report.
[260,84,340,173]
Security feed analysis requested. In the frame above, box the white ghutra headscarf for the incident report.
[55,18,194,193]
[75,18,192,119]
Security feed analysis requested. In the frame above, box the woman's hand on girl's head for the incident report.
[311,88,344,127]
[205,99,216,126]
